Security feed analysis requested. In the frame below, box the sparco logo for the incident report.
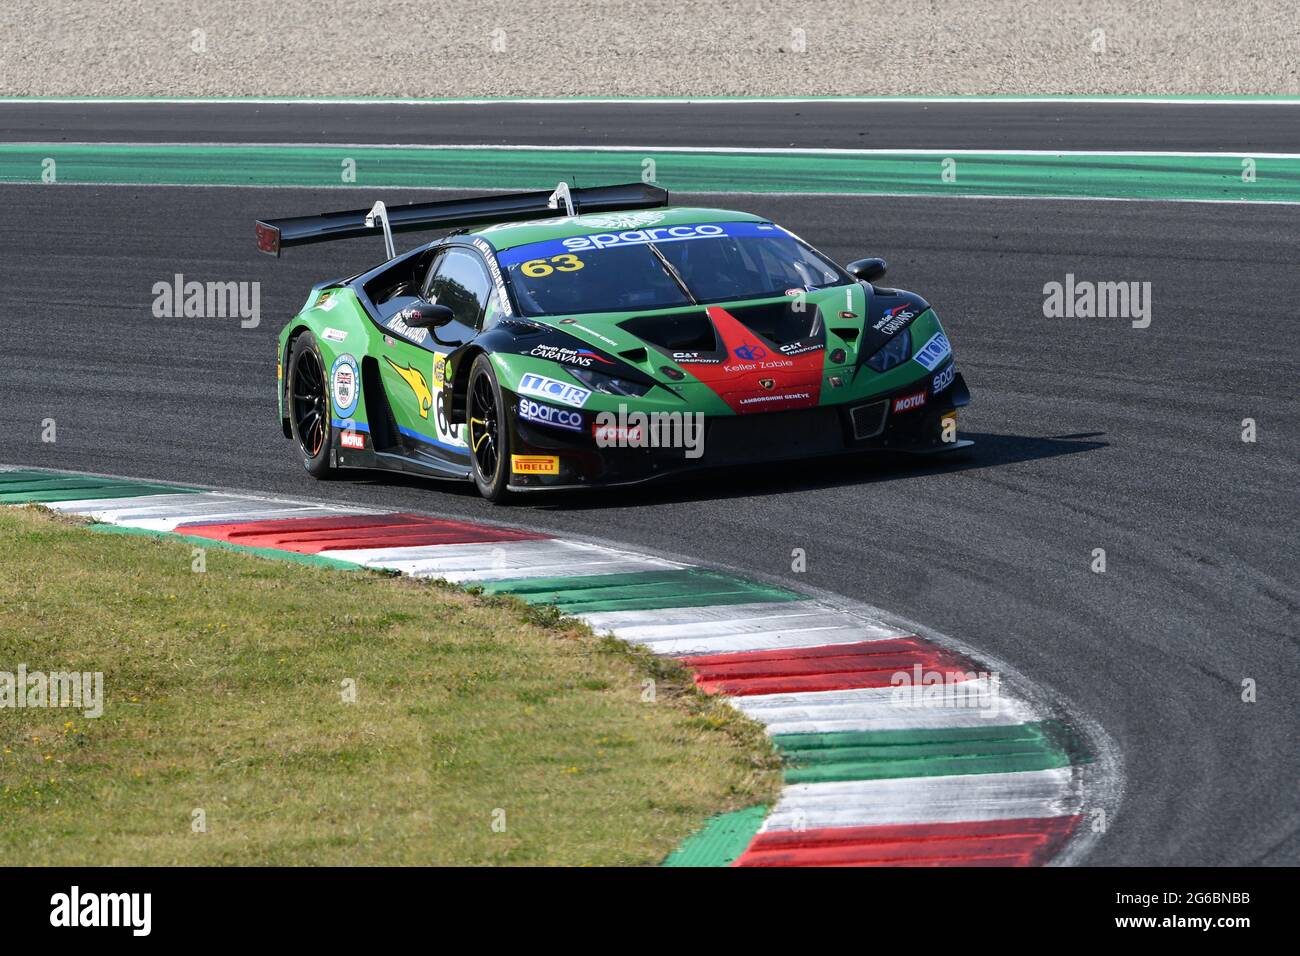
[518,398,583,432]
[562,223,725,251]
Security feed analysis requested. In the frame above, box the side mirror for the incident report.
[399,303,455,328]
[846,258,887,282]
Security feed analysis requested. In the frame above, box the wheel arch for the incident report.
[280,323,315,438]
[447,345,488,426]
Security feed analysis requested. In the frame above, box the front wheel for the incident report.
[286,331,334,479]
[467,354,511,502]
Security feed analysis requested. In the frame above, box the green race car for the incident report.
[259,182,971,502]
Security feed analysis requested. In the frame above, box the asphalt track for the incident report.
[4,99,1300,151]
[3,101,1298,865]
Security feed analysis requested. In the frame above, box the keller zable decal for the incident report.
[517,397,583,432]
[723,356,793,374]
[331,354,359,416]
[517,373,591,408]
[892,390,928,413]
[932,363,956,393]
[529,344,613,367]
[912,331,952,371]
[873,302,920,335]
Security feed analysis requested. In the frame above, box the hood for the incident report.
[515,283,929,414]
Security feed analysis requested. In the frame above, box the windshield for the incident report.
[496,221,850,317]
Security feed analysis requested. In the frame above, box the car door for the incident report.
[378,245,492,455]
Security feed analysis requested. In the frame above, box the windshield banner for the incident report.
[496,221,786,266]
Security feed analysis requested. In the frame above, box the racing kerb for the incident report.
[1,466,1119,866]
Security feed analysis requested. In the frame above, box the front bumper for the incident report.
[505,366,972,491]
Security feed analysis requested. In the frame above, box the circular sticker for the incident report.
[575,211,666,229]
[331,354,359,417]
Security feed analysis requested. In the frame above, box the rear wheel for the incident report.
[287,332,334,479]
[467,354,511,502]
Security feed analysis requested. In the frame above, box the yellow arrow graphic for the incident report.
[383,356,433,419]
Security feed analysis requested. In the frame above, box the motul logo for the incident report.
[593,423,645,444]
[892,391,927,413]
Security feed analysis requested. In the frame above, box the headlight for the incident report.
[865,328,912,372]
[567,366,653,397]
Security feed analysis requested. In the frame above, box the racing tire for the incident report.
[467,354,511,502]
[286,331,335,480]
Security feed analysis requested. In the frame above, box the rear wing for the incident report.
[254,181,669,257]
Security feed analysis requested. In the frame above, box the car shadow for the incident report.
[326,431,1107,511]
[525,430,1109,511]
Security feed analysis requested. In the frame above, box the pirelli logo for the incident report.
[511,455,560,475]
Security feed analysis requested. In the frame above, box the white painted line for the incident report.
[6,96,1299,106]
[43,493,214,515]
[730,679,1039,734]
[582,600,911,655]
[320,538,684,582]
[31,141,1300,159]
[597,606,880,638]
[761,767,1081,831]
[630,626,907,657]
[580,600,877,633]
[47,492,378,531]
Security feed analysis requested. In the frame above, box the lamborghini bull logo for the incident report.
[384,356,433,419]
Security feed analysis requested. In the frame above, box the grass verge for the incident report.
[0,506,780,865]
